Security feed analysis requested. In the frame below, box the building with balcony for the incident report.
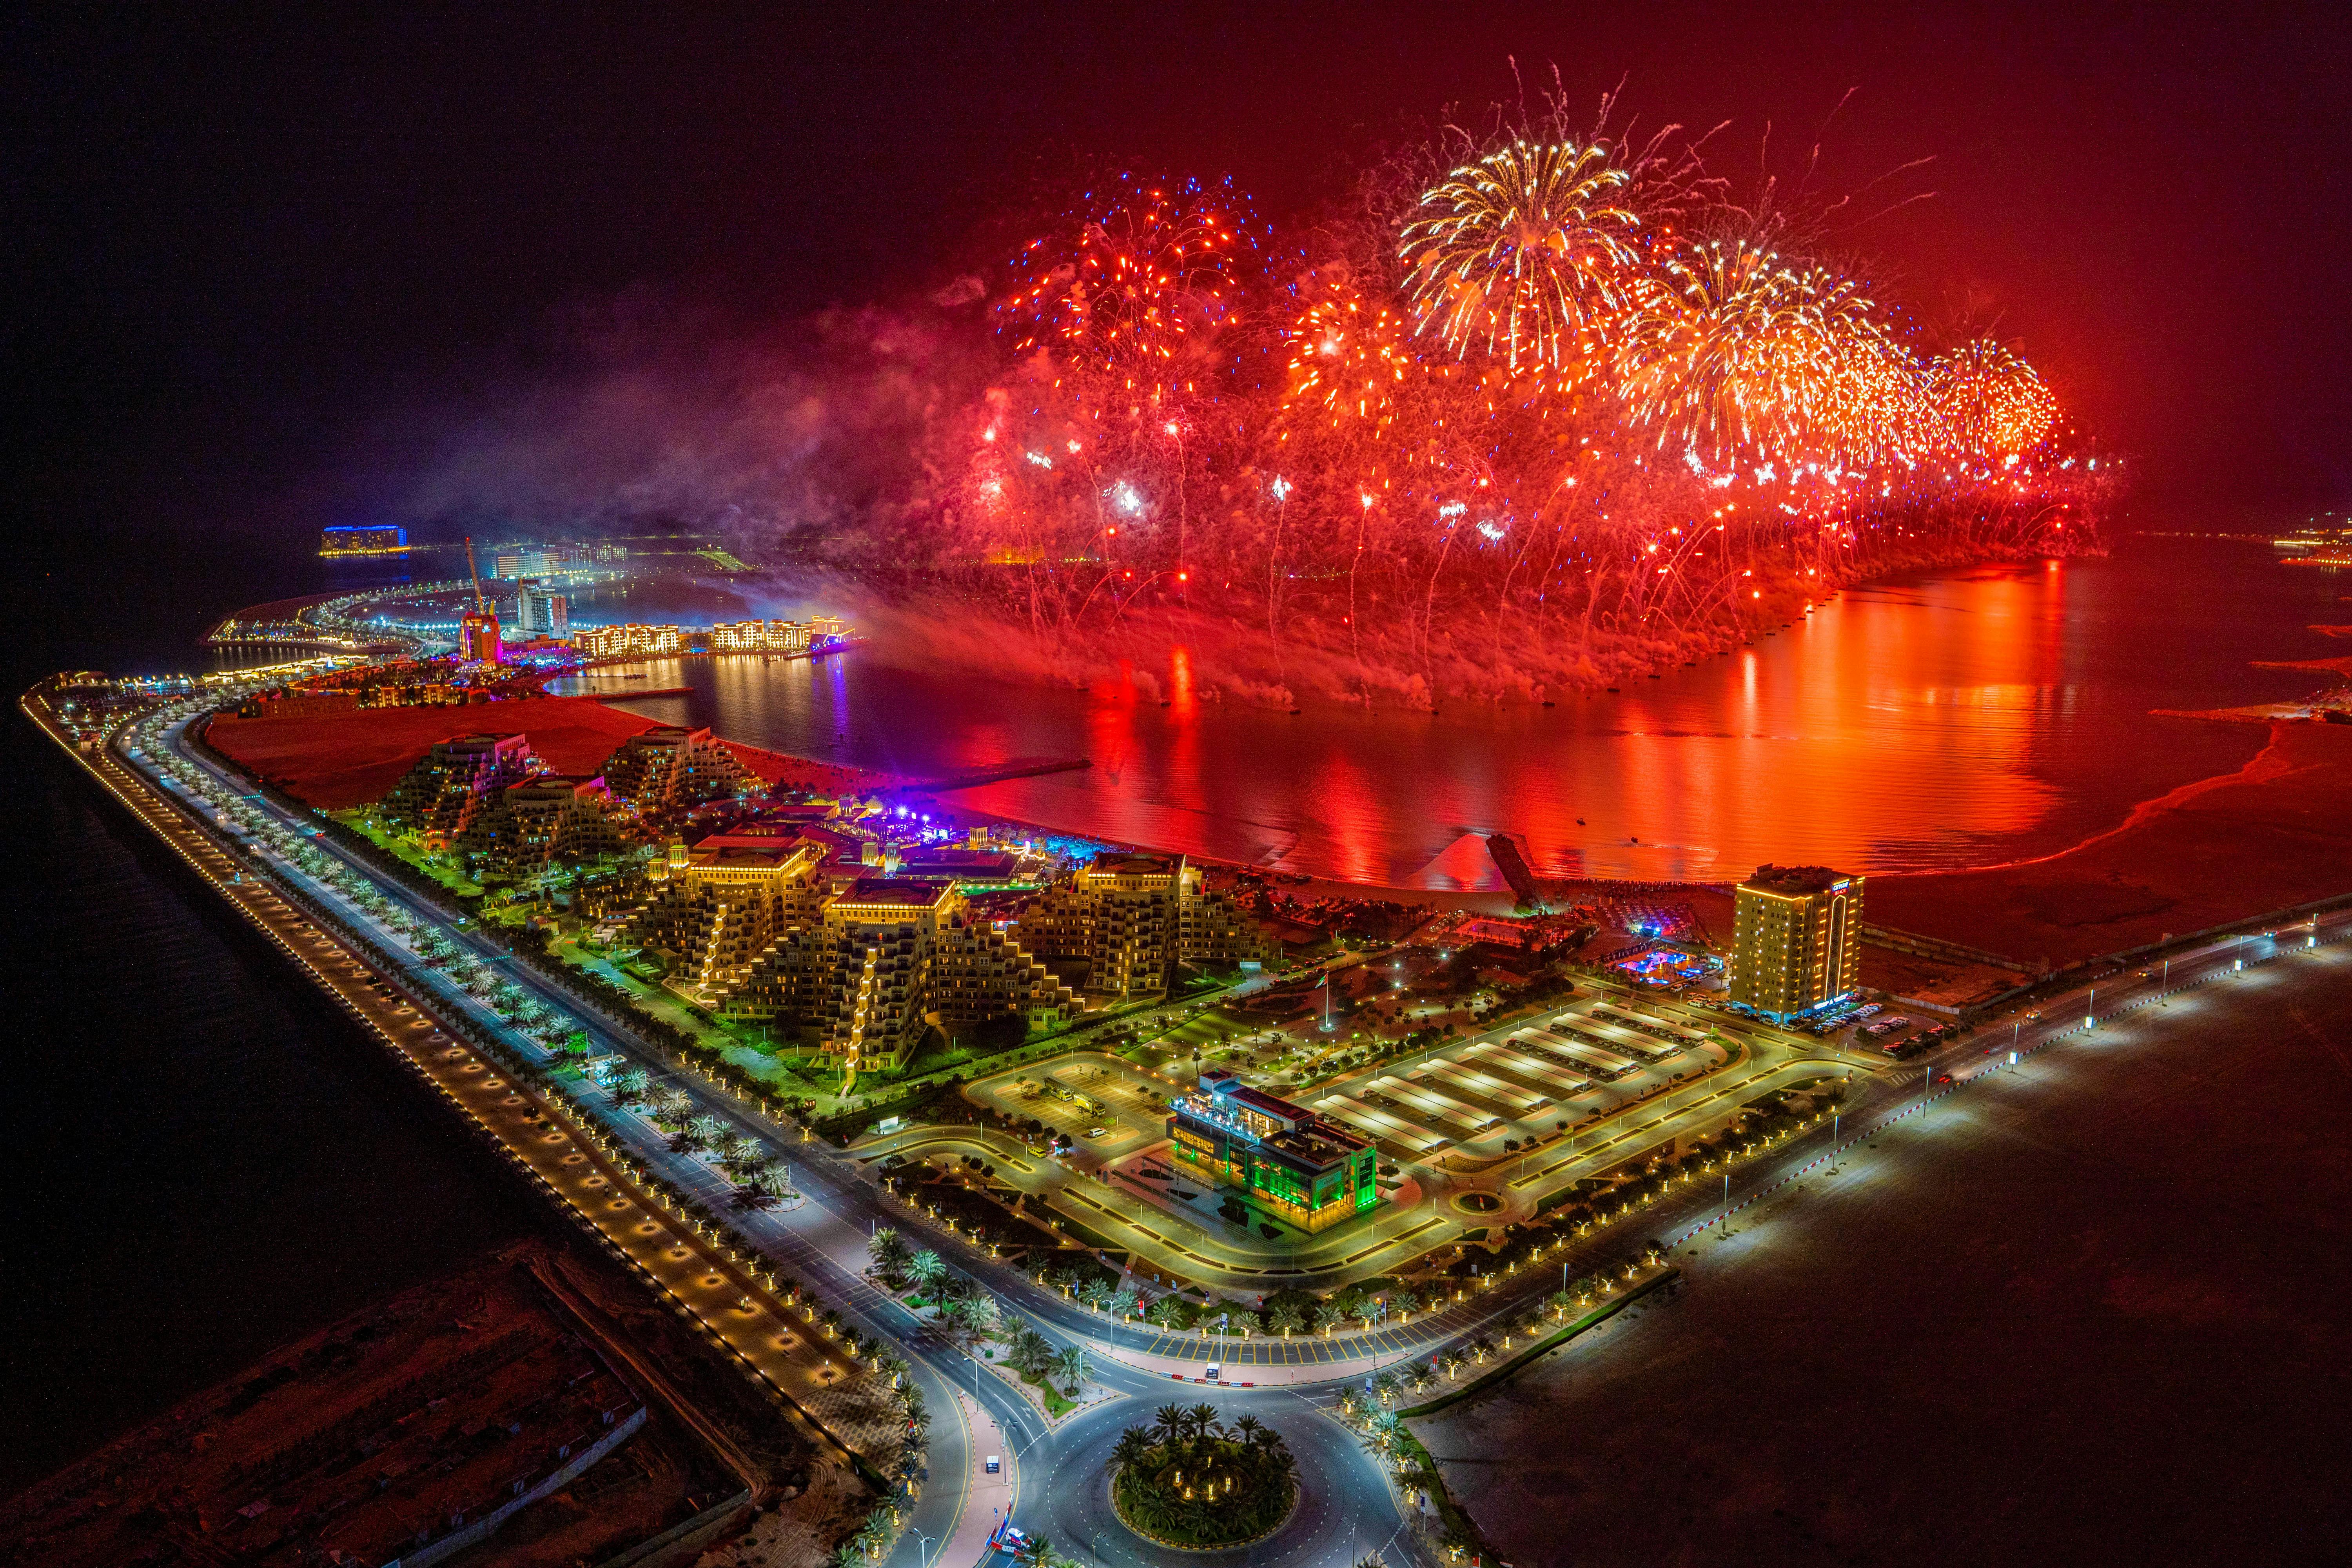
[596,724,753,816]
[1167,1071,1377,1233]
[627,823,831,994]
[1728,864,1866,1022]
[715,875,1073,1072]
[516,583,569,638]
[380,733,538,849]
[707,619,811,653]
[1013,853,1270,997]
[569,617,848,660]
[457,773,626,878]
[570,622,685,659]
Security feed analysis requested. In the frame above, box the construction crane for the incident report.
[457,536,501,663]
[463,535,490,614]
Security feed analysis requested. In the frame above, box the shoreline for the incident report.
[199,634,2352,981]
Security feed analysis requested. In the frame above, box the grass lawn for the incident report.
[1018,1368,1077,1418]
[333,811,483,897]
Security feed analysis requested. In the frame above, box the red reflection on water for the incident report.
[624,543,2319,884]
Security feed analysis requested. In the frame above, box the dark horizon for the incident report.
[8,1,2350,560]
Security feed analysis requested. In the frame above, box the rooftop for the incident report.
[835,876,955,910]
[1087,853,1178,877]
[1742,864,1860,897]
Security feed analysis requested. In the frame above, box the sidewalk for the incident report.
[940,1387,1014,1568]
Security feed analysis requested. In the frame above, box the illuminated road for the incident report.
[43,669,2352,1568]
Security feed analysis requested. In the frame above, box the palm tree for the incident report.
[1109,1286,1140,1321]
[1188,1402,1218,1441]
[956,1293,1002,1341]
[1079,1276,1114,1310]
[1351,1299,1382,1331]
[1054,1343,1091,1394]
[1152,1403,1187,1444]
[1009,1324,1054,1376]
[1112,1426,1152,1471]
[1268,1302,1305,1337]
[1232,1414,1263,1445]
[1403,1361,1436,1394]
[869,1227,911,1278]
[1312,1302,1346,1335]
[907,1250,947,1296]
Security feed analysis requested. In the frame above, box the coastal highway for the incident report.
[118,693,1413,1566]
[62,678,2352,1567]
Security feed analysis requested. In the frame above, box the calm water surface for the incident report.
[562,538,2346,886]
[2,548,539,1495]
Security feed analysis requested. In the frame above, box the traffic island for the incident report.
[1108,1416,1300,1550]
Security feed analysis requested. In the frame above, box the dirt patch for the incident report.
[1856,944,2020,1010]
[1866,719,2352,967]
[207,697,661,808]
[0,1239,797,1568]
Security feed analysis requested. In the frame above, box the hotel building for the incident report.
[569,622,685,659]
[1167,1071,1377,1233]
[457,773,626,877]
[630,824,1073,1069]
[515,583,569,638]
[1013,853,1270,998]
[569,616,849,660]
[457,610,503,665]
[1728,864,1866,1022]
[630,824,832,993]
[596,724,753,814]
[380,733,538,849]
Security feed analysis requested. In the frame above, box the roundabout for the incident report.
[1109,1408,1299,1550]
[1022,1391,1409,1568]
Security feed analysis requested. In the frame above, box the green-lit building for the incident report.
[1168,1071,1377,1233]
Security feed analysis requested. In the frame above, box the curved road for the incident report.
[118,684,2350,1568]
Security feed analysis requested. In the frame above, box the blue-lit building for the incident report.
[1168,1071,1377,1233]
[319,524,408,555]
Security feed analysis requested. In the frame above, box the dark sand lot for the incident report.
[1415,943,2352,1566]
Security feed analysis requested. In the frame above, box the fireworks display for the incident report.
[1399,140,1641,376]
[903,105,2110,701]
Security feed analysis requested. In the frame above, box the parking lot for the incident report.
[966,1054,1180,1159]
[1305,996,1728,1163]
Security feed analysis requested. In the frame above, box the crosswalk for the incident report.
[1115,1318,1454,1368]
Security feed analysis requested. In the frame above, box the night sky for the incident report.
[7,1,2348,558]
